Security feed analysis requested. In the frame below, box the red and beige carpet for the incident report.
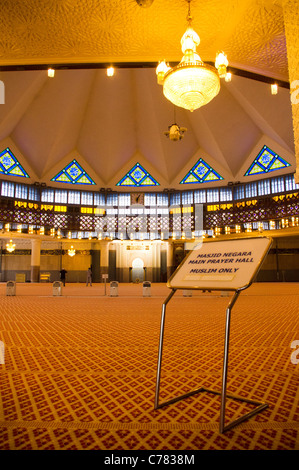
[0,282,298,450]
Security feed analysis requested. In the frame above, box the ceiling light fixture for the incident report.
[135,0,154,7]
[48,68,55,77]
[156,0,228,112]
[107,66,115,77]
[164,123,187,141]
[164,106,187,141]
[271,84,278,95]
[6,239,15,253]
[68,245,76,257]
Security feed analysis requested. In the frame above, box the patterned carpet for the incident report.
[0,282,298,450]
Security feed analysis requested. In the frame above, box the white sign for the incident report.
[168,237,272,291]
[102,274,108,279]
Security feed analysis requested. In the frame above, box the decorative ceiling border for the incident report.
[0,63,290,89]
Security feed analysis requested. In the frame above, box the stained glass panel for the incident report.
[116,163,159,187]
[51,159,96,185]
[180,158,223,184]
[245,146,290,176]
[0,148,29,178]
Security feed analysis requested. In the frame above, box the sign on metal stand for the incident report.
[102,274,108,295]
[154,236,272,433]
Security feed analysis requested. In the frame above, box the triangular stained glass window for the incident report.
[116,163,159,187]
[245,146,291,176]
[0,148,29,178]
[180,158,223,184]
[51,159,95,185]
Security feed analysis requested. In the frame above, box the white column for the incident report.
[151,241,160,282]
[167,241,174,278]
[31,238,41,282]
[100,241,110,279]
[115,242,121,268]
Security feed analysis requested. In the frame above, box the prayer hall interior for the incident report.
[0,0,298,452]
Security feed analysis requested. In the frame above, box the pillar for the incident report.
[155,241,161,281]
[151,242,160,282]
[91,241,101,282]
[99,241,110,280]
[160,242,167,282]
[115,242,128,282]
[167,241,174,278]
[31,238,41,282]
[283,0,299,181]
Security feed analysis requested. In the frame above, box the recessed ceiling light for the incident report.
[107,66,115,77]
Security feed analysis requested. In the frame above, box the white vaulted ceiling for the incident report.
[0,0,295,191]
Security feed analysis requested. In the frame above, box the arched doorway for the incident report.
[131,257,145,283]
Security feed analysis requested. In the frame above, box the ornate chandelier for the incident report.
[68,245,76,257]
[156,0,228,112]
[6,239,16,253]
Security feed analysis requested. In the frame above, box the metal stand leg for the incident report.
[154,289,176,409]
[219,290,268,433]
[154,289,268,433]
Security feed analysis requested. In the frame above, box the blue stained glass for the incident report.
[51,159,95,185]
[194,163,208,178]
[116,163,159,187]
[68,165,80,178]
[180,158,223,184]
[259,152,272,166]
[131,168,145,181]
[0,147,29,178]
[245,146,290,176]
[2,156,14,168]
